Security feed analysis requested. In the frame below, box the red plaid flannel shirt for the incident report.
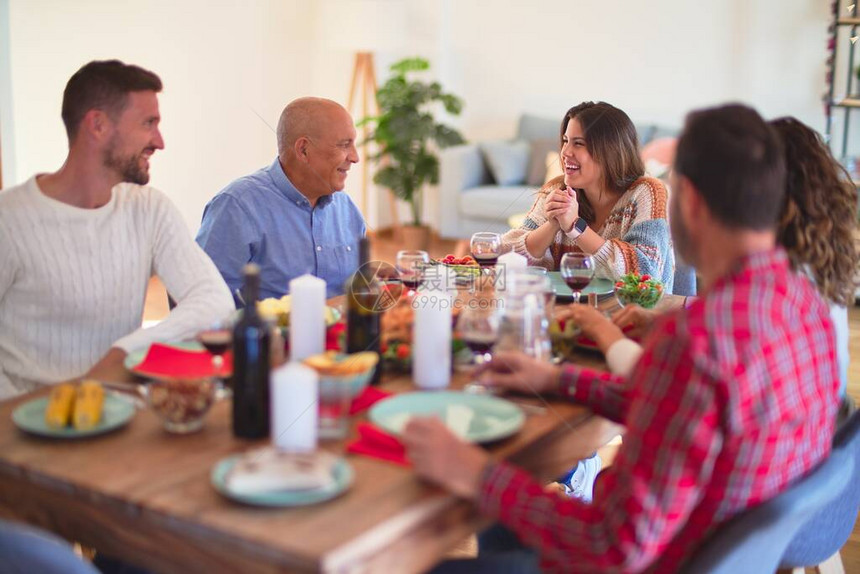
[478,249,839,572]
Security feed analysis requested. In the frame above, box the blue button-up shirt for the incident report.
[196,158,366,302]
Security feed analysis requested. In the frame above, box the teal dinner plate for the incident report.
[548,273,615,302]
[123,341,205,375]
[369,391,525,444]
[12,394,136,439]
[211,456,354,507]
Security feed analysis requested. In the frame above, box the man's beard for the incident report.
[103,140,150,185]
[670,195,697,268]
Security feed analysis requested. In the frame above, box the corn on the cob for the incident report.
[44,383,76,428]
[72,380,104,430]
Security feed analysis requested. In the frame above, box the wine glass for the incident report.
[396,250,430,295]
[559,253,595,305]
[456,304,500,394]
[470,232,502,270]
[197,319,233,398]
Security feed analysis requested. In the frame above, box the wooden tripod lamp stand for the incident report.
[346,51,401,238]
[319,0,406,238]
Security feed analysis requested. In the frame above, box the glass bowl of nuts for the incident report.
[146,378,216,434]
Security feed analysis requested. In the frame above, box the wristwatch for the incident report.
[566,217,588,239]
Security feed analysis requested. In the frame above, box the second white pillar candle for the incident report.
[270,362,318,452]
[413,285,452,390]
[289,274,326,361]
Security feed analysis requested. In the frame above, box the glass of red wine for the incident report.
[396,250,430,295]
[456,304,500,394]
[470,232,502,271]
[197,319,234,398]
[559,253,595,305]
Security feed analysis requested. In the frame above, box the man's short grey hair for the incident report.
[276,97,342,156]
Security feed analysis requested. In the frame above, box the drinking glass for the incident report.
[524,267,555,317]
[197,322,232,377]
[559,253,595,305]
[197,318,234,398]
[396,250,430,295]
[456,303,500,394]
[318,377,352,439]
[470,232,502,270]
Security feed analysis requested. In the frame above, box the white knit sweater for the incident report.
[0,176,234,398]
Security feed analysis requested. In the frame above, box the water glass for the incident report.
[457,303,500,394]
[318,378,352,439]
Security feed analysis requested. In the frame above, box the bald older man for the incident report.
[196,98,366,301]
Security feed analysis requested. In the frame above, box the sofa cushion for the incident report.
[479,140,530,185]
[458,185,539,220]
[527,138,559,186]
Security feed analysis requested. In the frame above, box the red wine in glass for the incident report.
[198,329,232,375]
[470,232,502,272]
[560,253,595,305]
[464,334,496,356]
[472,253,499,268]
[199,331,231,355]
[402,279,422,291]
[564,276,592,292]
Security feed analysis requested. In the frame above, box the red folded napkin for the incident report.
[325,322,345,352]
[349,386,391,415]
[133,343,232,378]
[346,422,410,467]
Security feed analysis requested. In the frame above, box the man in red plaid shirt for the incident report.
[404,104,840,573]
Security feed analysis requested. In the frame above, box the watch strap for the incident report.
[567,217,587,238]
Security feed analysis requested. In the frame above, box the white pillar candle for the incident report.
[289,274,326,361]
[270,362,318,452]
[412,285,452,390]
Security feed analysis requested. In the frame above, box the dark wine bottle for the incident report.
[346,238,382,385]
[232,263,271,439]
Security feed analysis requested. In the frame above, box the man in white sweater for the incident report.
[0,60,234,399]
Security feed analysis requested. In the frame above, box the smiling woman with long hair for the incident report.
[770,117,859,396]
[501,102,675,290]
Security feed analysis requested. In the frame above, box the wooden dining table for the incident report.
[0,294,684,574]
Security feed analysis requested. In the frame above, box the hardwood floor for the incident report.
[143,232,860,571]
[840,304,860,574]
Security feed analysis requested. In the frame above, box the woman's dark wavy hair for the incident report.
[770,117,859,306]
[548,102,643,224]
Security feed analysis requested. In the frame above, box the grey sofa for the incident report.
[438,114,560,239]
[437,113,698,295]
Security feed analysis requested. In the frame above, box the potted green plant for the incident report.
[361,57,465,249]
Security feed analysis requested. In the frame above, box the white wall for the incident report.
[0,0,16,187]
[437,0,829,139]
[3,0,313,231]
[1,0,834,233]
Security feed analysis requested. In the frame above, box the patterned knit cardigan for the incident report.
[501,175,675,291]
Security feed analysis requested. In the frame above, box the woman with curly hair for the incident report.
[770,117,858,395]
[501,102,676,290]
[571,116,858,397]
